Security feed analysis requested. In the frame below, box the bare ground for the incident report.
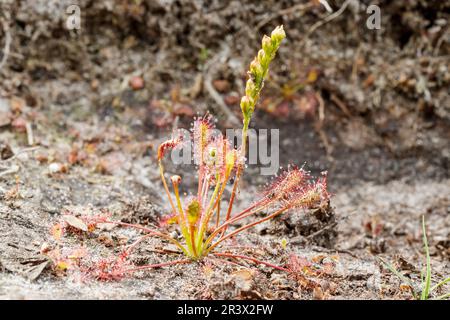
[0,0,449,299]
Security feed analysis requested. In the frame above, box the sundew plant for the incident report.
[49,26,329,278]
[144,25,328,268]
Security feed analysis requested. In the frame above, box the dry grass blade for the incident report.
[431,277,450,292]
[421,215,431,300]
[0,17,11,71]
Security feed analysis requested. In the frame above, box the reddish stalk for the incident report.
[206,206,290,253]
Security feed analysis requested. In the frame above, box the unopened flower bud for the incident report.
[240,96,253,118]
[281,238,288,250]
[171,175,181,185]
[271,25,286,43]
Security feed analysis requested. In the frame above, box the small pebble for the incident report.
[129,76,145,90]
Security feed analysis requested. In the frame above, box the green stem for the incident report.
[172,181,192,255]
[189,225,198,258]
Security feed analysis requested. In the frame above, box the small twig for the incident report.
[0,17,11,71]
[204,45,240,126]
[314,92,333,160]
[300,0,352,47]
[433,26,448,56]
[147,248,183,255]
